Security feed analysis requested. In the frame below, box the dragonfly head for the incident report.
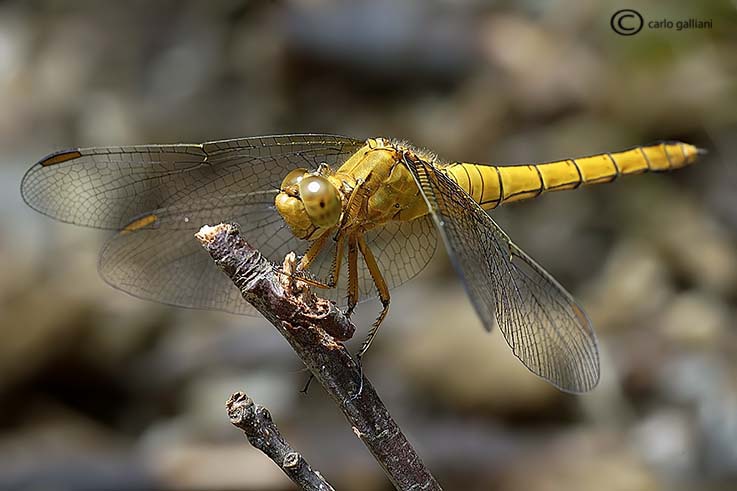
[275,168,342,239]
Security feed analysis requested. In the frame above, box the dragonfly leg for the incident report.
[346,232,359,317]
[355,234,390,360]
[346,234,391,401]
[298,230,331,271]
[327,231,345,288]
[273,226,347,290]
[294,230,345,289]
[338,177,372,314]
[273,258,335,290]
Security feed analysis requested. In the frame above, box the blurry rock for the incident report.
[631,410,695,478]
[78,92,139,145]
[30,13,101,116]
[1,398,125,458]
[0,7,33,146]
[284,1,475,86]
[663,47,734,122]
[480,13,604,114]
[581,240,673,333]
[148,442,290,491]
[125,311,292,393]
[139,370,297,444]
[656,355,737,477]
[81,299,170,371]
[0,268,92,393]
[656,291,730,349]
[143,27,222,109]
[498,430,661,491]
[0,223,166,393]
[0,399,153,491]
[706,127,737,231]
[623,184,737,297]
[653,199,737,297]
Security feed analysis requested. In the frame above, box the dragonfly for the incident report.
[21,135,704,393]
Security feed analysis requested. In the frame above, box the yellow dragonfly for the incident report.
[21,135,704,393]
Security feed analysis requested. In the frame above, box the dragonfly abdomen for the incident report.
[443,141,703,211]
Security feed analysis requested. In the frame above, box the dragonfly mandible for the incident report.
[21,135,704,393]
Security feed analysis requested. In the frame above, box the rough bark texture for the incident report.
[226,391,335,490]
[196,223,441,491]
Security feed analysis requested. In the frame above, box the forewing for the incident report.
[21,134,363,230]
[404,156,600,393]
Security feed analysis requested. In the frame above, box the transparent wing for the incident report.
[22,134,437,314]
[98,203,437,314]
[98,194,298,315]
[21,134,363,230]
[22,135,362,313]
[404,156,599,393]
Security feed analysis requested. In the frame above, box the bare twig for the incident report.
[226,391,334,490]
[196,223,442,491]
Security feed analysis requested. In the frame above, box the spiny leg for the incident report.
[356,234,390,360]
[346,232,359,318]
[276,227,345,290]
[298,229,331,271]
[328,231,345,288]
[340,177,373,317]
[346,234,391,400]
[345,232,365,399]
[297,230,347,289]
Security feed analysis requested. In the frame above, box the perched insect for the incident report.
[21,135,704,392]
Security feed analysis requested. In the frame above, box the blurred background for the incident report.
[1,1,736,490]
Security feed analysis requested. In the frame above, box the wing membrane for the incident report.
[98,194,298,314]
[99,206,437,314]
[22,135,363,313]
[23,134,438,313]
[404,156,599,392]
[21,134,364,230]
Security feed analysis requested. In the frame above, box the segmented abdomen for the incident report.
[442,141,703,210]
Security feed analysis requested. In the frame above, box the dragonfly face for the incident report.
[275,166,344,240]
[21,134,704,393]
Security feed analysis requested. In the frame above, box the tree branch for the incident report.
[196,223,441,491]
[226,391,335,490]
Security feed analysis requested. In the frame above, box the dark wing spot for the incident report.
[40,149,82,166]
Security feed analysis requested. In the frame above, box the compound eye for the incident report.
[298,175,341,227]
[280,168,308,191]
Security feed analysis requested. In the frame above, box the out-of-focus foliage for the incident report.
[1,1,736,490]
